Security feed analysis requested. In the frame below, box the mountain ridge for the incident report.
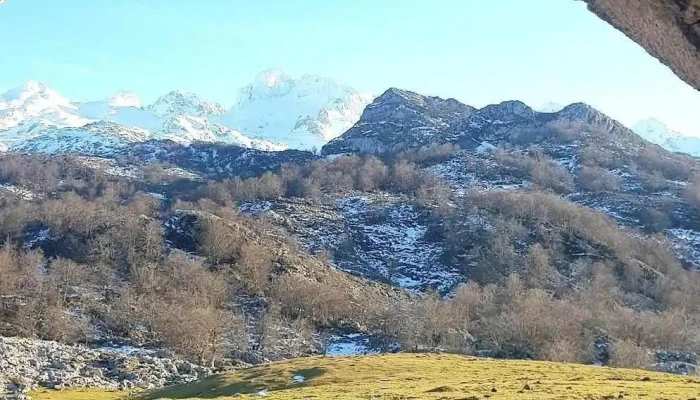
[632,118,700,157]
[322,88,640,156]
[0,71,374,155]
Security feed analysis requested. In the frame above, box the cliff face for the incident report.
[582,0,700,91]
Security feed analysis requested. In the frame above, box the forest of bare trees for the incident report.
[2,145,700,370]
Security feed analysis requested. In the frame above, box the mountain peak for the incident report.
[479,100,535,122]
[323,88,475,155]
[1,81,58,103]
[148,91,225,117]
[0,81,76,130]
[376,88,425,104]
[557,102,596,117]
[1,72,372,153]
[237,69,296,103]
[19,80,48,94]
[108,91,141,108]
[223,71,374,150]
[632,118,684,144]
[254,69,293,88]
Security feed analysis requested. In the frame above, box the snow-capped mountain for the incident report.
[219,70,374,150]
[632,118,681,144]
[0,71,372,155]
[11,121,151,156]
[632,118,700,157]
[149,91,226,118]
[108,91,142,108]
[155,115,285,151]
[0,81,88,130]
[537,101,565,113]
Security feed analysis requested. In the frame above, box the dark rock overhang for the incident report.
[582,0,700,91]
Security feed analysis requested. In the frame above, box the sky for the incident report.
[1,0,699,135]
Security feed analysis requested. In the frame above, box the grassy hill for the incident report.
[29,353,700,399]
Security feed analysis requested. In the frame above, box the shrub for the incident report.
[609,340,652,369]
[683,179,700,208]
[635,146,692,182]
[494,149,573,194]
[576,166,620,193]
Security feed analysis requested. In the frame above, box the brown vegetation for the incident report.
[2,148,700,371]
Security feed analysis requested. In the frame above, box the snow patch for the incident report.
[475,141,496,154]
[335,195,462,292]
[239,201,273,216]
[325,333,377,356]
[667,228,700,269]
[23,228,51,250]
[0,183,36,200]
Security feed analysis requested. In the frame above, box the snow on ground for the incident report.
[429,150,528,195]
[240,196,462,293]
[554,153,578,173]
[667,228,700,269]
[258,198,347,254]
[239,201,273,216]
[164,167,201,180]
[22,228,51,250]
[325,333,378,357]
[95,344,158,356]
[0,183,36,200]
[335,195,462,292]
[475,141,496,154]
[78,156,140,178]
[428,157,476,194]
[148,192,166,201]
[106,165,140,178]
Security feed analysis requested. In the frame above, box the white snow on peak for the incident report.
[9,122,151,156]
[246,69,296,100]
[0,71,373,155]
[1,81,57,104]
[0,81,79,130]
[632,118,700,157]
[632,118,682,143]
[109,91,142,108]
[149,90,225,118]
[537,101,565,113]
[155,115,285,151]
[221,70,374,150]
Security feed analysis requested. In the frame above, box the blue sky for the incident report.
[1,0,699,134]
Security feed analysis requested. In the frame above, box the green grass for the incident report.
[29,389,128,400]
[31,353,700,399]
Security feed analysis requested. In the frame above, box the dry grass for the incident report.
[31,353,700,399]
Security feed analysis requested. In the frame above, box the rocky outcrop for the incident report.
[323,89,644,156]
[322,88,476,155]
[0,337,224,396]
[582,0,700,91]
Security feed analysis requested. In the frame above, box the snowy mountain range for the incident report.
[0,70,374,155]
[4,73,700,160]
[632,118,700,157]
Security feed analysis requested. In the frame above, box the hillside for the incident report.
[5,86,700,396]
[30,354,700,399]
